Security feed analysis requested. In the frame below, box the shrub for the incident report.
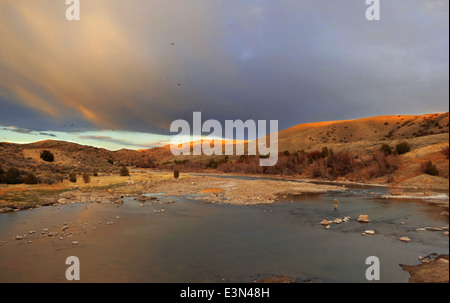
[380,144,392,155]
[24,173,38,185]
[311,159,332,180]
[372,150,399,177]
[396,142,411,155]
[174,169,180,179]
[424,161,439,176]
[321,147,329,158]
[282,150,290,157]
[307,150,323,162]
[327,151,355,176]
[69,173,77,183]
[40,150,54,162]
[120,165,130,176]
[442,146,449,159]
[207,159,218,169]
[82,173,91,183]
[4,168,23,184]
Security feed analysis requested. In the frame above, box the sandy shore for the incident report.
[0,172,346,212]
[148,175,347,205]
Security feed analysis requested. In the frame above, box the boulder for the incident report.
[320,220,330,225]
[357,215,369,223]
[365,230,376,235]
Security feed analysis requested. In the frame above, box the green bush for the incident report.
[174,169,180,179]
[69,173,77,183]
[40,150,54,162]
[120,165,130,176]
[424,161,439,176]
[396,142,411,155]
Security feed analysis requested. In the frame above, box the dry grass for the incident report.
[0,170,174,208]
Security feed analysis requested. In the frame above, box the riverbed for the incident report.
[0,178,448,283]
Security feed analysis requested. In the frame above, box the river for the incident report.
[0,176,448,282]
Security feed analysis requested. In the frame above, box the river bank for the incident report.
[1,170,449,214]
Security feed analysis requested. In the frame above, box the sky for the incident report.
[0,0,448,150]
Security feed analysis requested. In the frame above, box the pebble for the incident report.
[72,241,79,245]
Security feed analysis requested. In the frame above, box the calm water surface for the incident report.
[0,180,448,283]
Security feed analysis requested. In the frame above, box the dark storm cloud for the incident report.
[0,0,448,135]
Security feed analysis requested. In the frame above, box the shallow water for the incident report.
[0,184,448,283]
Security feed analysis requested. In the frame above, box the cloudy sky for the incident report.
[0,0,448,150]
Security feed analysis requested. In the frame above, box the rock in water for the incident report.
[357,215,369,223]
[320,220,330,225]
[399,236,411,242]
[365,230,375,235]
